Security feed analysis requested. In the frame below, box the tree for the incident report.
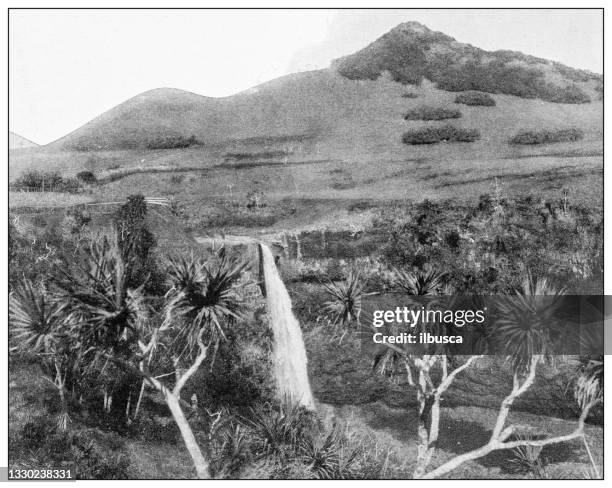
[9,280,81,430]
[9,226,249,479]
[373,272,602,479]
[322,270,364,328]
[113,194,157,289]
[59,240,247,479]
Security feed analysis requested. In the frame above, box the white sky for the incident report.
[9,9,603,145]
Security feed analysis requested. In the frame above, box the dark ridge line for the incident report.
[434,167,602,188]
[502,150,602,160]
[96,158,339,184]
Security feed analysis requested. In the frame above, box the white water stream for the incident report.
[259,243,315,409]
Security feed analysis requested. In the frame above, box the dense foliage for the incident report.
[402,124,480,144]
[509,128,584,145]
[334,24,596,103]
[454,91,496,106]
[12,170,82,193]
[403,105,461,121]
[146,134,198,150]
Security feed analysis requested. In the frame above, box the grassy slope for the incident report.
[9,132,39,149]
[9,72,603,233]
[322,401,602,479]
[13,70,602,160]
[10,358,602,479]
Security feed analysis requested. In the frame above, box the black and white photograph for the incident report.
[4,5,607,481]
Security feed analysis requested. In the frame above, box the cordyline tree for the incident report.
[9,280,83,431]
[371,271,603,479]
[9,197,249,480]
[65,236,246,479]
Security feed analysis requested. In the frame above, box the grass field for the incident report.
[9,69,602,236]
[10,352,602,480]
[9,191,94,208]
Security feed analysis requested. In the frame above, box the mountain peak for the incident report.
[390,21,438,35]
[333,21,600,102]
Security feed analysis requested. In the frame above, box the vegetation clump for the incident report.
[12,170,81,193]
[454,91,496,106]
[334,24,596,103]
[403,105,461,121]
[76,170,97,184]
[402,124,480,144]
[510,128,584,145]
[146,134,198,150]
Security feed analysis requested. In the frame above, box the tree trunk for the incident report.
[413,367,435,479]
[165,393,210,479]
[413,395,434,478]
[54,360,69,431]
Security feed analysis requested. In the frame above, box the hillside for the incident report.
[43,21,602,154]
[333,21,602,102]
[9,131,38,149]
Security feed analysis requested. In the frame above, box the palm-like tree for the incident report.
[166,253,205,295]
[58,239,248,479]
[321,270,364,329]
[574,357,603,409]
[165,251,248,359]
[57,235,149,356]
[9,280,71,353]
[494,274,565,373]
[394,267,447,296]
[9,280,78,430]
[156,250,248,478]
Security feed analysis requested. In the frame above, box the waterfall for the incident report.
[259,243,315,409]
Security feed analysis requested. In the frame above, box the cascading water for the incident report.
[259,243,315,409]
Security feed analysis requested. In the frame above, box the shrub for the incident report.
[225,401,360,479]
[146,134,198,150]
[246,190,267,209]
[170,174,185,184]
[595,82,603,101]
[401,92,419,98]
[70,433,130,479]
[64,207,92,234]
[12,170,82,193]
[404,105,461,121]
[434,63,591,104]
[454,91,496,106]
[113,195,158,291]
[543,84,591,104]
[402,124,480,144]
[14,417,130,479]
[76,171,97,184]
[509,128,584,145]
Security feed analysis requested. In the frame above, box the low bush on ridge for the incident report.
[510,128,584,145]
[146,134,198,150]
[402,124,480,144]
[454,91,496,106]
[403,105,461,121]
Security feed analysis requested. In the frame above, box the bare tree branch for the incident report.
[173,328,208,395]
[419,355,599,480]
